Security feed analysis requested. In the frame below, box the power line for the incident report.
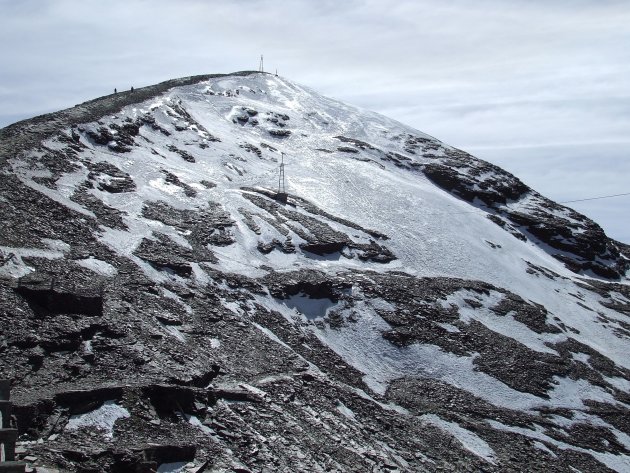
[558,192,630,204]
[437,190,630,217]
[421,190,630,217]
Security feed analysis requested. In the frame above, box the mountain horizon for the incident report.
[1,71,629,472]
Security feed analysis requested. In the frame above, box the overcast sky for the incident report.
[1,0,628,242]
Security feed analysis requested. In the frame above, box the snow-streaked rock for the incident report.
[1,71,629,472]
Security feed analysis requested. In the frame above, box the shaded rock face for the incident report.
[133,234,196,277]
[82,119,141,153]
[422,161,527,206]
[0,72,629,472]
[141,200,235,249]
[420,149,628,279]
[241,188,395,263]
[87,161,136,193]
[15,284,103,318]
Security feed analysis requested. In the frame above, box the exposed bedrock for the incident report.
[421,152,628,279]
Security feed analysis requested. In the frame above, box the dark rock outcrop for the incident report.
[420,148,628,278]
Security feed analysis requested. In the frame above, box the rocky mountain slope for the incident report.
[1,71,629,472]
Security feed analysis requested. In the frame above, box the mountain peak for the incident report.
[1,73,629,472]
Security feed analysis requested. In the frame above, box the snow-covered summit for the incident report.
[1,72,629,472]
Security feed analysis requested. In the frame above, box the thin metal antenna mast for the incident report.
[278,152,286,194]
[259,54,264,72]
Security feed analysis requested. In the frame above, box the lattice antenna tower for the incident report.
[259,54,264,72]
[278,152,286,194]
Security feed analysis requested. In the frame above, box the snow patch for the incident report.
[41,239,71,252]
[435,322,460,333]
[186,414,213,435]
[0,246,64,278]
[65,400,130,438]
[442,289,563,355]
[488,420,630,472]
[533,441,557,458]
[422,414,496,464]
[163,325,186,343]
[75,257,118,276]
[336,401,356,420]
